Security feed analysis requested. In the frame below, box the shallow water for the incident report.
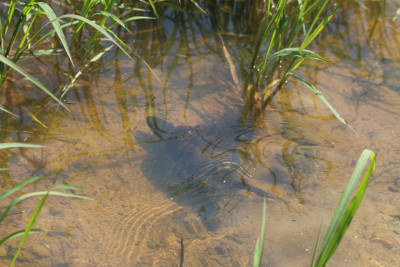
[1,1,400,266]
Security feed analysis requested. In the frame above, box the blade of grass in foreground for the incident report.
[252,149,375,266]
[0,143,42,150]
[0,190,93,223]
[2,183,93,266]
[252,199,267,267]
[9,192,49,267]
[312,149,376,266]
[0,229,47,246]
[0,176,40,201]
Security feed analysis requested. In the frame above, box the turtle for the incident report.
[136,116,270,230]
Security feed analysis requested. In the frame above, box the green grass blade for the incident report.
[300,0,345,51]
[0,229,47,246]
[0,176,40,201]
[122,16,156,22]
[316,150,376,266]
[58,14,132,59]
[0,190,92,224]
[267,48,328,63]
[4,0,34,58]
[42,191,93,200]
[30,21,80,53]
[23,48,64,57]
[14,10,38,62]
[320,150,373,249]
[10,193,49,266]
[299,0,329,51]
[36,2,74,66]
[252,0,286,68]
[0,105,10,115]
[147,0,158,18]
[2,0,18,38]
[0,54,68,111]
[290,73,346,125]
[0,143,43,150]
[249,0,271,68]
[253,199,267,267]
[93,11,130,32]
[311,225,323,266]
[88,0,116,48]
[190,0,206,13]
[62,45,113,94]
[314,149,375,266]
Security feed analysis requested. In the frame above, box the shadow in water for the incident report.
[136,116,271,231]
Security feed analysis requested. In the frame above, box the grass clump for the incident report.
[243,0,345,121]
[0,1,153,114]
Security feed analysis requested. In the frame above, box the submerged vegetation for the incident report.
[0,0,383,266]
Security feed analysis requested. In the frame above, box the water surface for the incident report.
[0,1,399,266]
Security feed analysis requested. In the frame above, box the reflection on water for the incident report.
[0,1,400,266]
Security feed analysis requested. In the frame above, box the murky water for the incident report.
[1,1,400,266]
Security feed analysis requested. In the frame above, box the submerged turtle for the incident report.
[137,116,268,230]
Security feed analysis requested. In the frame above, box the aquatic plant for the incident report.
[0,0,153,114]
[0,1,380,265]
[0,143,92,267]
[252,198,267,267]
[253,149,376,266]
[0,2,155,264]
[243,0,345,120]
[146,0,205,15]
[311,149,375,266]
[139,0,346,125]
